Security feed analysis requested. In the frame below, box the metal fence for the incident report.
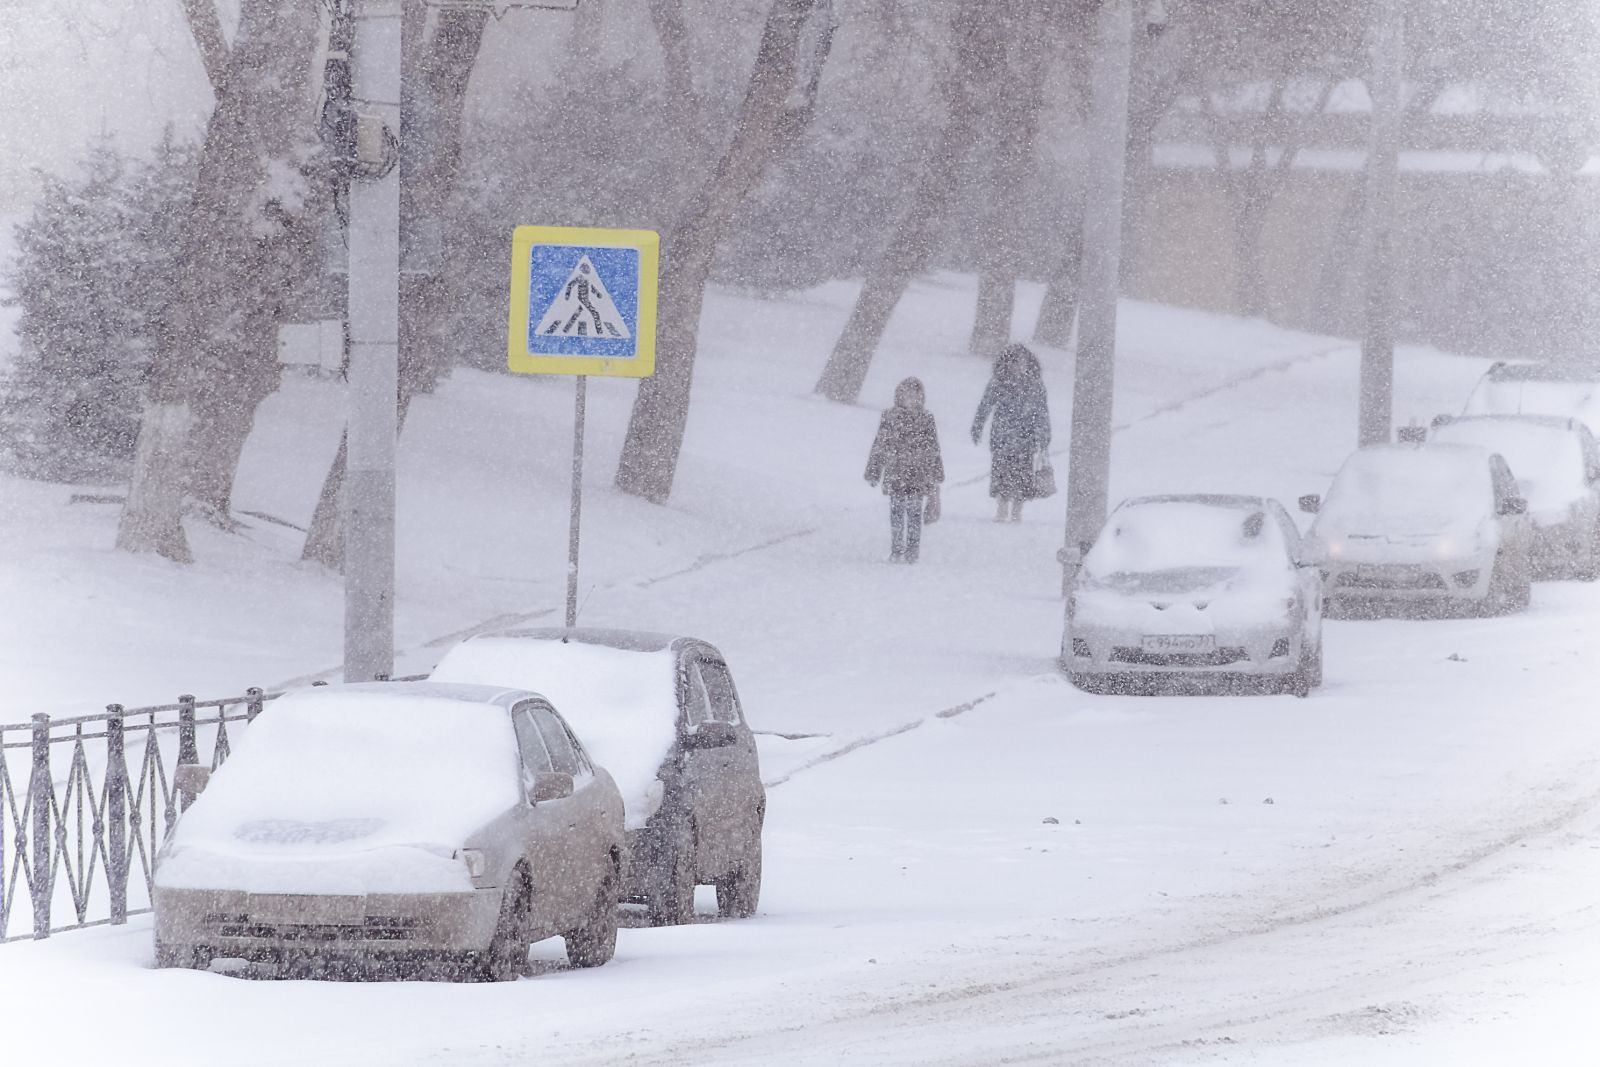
[0,688,272,942]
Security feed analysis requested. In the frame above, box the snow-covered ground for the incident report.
[3,276,1599,1064]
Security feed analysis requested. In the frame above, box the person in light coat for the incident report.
[865,377,945,564]
[971,343,1051,522]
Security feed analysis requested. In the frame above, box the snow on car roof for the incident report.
[488,627,683,653]
[430,634,681,831]
[165,683,524,875]
[1084,495,1287,576]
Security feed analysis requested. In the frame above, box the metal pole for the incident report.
[1062,0,1133,576]
[105,705,128,926]
[344,0,402,682]
[29,714,50,939]
[566,376,588,629]
[1358,0,1403,446]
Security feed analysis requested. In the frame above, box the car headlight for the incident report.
[454,848,487,879]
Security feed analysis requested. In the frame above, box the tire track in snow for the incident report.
[587,779,1600,1067]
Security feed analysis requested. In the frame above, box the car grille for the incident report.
[1336,570,1445,590]
[207,913,425,942]
[1110,647,1248,667]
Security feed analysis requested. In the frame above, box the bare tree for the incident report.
[812,1,1009,404]
[302,5,492,568]
[968,7,1051,357]
[116,0,323,562]
[614,0,834,503]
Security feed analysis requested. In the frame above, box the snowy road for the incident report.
[4,283,1598,1063]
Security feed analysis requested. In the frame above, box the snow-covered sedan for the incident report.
[1430,414,1600,579]
[1301,443,1535,617]
[1060,494,1324,697]
[431,628,765,925]
[153,682,625,980]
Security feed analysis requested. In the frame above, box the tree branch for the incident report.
[180,0,231,96]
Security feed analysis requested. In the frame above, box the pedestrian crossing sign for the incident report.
[508,225,659,377]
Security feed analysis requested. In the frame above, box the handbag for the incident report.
[923,487,941,524]
[1029,457,1058,500]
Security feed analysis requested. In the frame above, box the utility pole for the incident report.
[1358,0,1404,447]
[1061,0,1133,584]
[344,0,402,682]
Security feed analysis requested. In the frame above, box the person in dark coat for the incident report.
[864,377,945,563]
[971,343,1050,522]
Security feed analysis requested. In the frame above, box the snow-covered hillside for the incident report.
[4,277,1599,1065]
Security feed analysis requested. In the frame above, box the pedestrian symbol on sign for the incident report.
[535,255,632,340]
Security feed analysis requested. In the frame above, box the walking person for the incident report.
[971,343,1051,522]
[864,377,945,564]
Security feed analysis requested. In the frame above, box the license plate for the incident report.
[1141,634,1215,654]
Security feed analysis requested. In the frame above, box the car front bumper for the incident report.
[153,886,503,962]
[1060,624,1302,677]
[1320,556,1492,601]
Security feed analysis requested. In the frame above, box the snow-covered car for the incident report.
[1060,494,1324,697]
[152,682,625,980]
[1300,443,1535,616]
[1463,360,1600,434]
[431,628,764,925]
[1430,414,1600,579]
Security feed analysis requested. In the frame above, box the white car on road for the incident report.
[1301,443,1535,616]
[1430,414,1600,579]
[1060,494,1324,697]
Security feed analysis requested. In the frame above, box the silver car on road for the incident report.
[152,682,626,980]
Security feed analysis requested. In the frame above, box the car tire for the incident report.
[715,838,763,920]
[477,872,531,982]
[565,878,618,968]
[645,821,697,927]
[1481,552,1523,615]
[154,942,210,970]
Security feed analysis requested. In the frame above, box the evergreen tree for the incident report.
[0,131,196,482]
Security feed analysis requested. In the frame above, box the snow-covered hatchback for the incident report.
[1301,443,1535,617]
[1060,494,1324,697]
[431,628,765,925]
[152,682,625,980]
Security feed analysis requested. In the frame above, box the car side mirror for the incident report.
[174,763,211,801]
[1499,496,1528,516]
[529,771,573,805]
[683,720,737,750]
[1297,494,1320,515]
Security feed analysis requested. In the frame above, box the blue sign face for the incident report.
[525,244,642,358]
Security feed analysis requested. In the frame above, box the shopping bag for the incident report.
[923,487,941,524]
[1029,459,1058,500]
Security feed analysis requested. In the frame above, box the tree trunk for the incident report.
[300,7,490,568]
[116,0,322,561]
[814,4,1009,404]
[1032,225,1083,348]
[968,11,1050,357]
[615,0,826,503]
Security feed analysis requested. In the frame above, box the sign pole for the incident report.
[566,375,587,628]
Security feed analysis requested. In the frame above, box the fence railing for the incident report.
[0,688,274,942]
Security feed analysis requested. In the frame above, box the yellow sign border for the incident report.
[508,225,659,377]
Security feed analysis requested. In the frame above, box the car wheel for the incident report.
[645,822,697,927]
[715,838,763,920]
[565,878,618,968]
[154,942,210,970]
[477,872,531,982]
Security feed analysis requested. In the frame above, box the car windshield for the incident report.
[1466,378,1594,421]
[1432,420,1586,511]
[431,638,679,830]
[1083,500,1288,589]
[1317,447,1492,536]
[170,690,520,854]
